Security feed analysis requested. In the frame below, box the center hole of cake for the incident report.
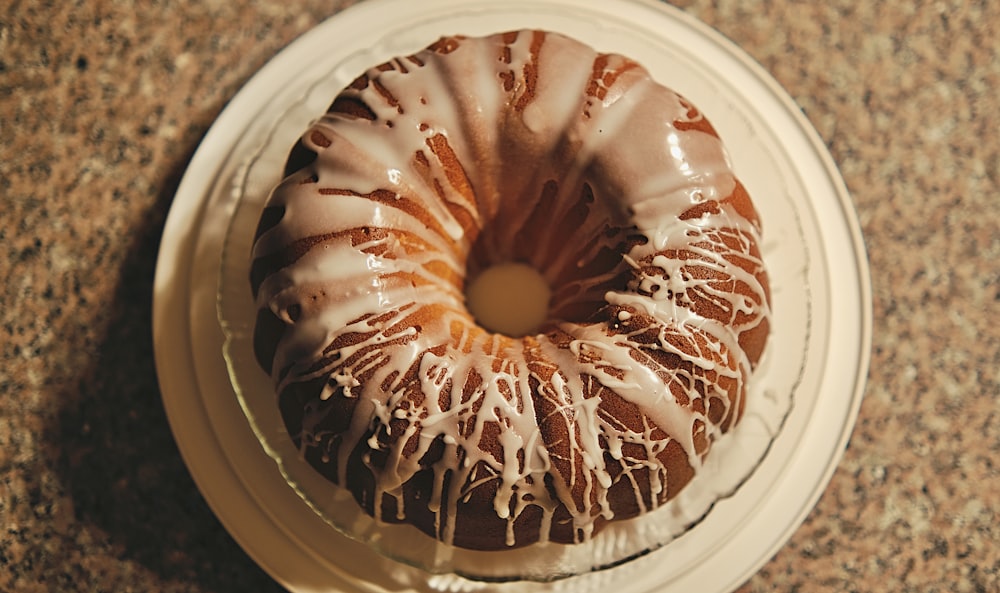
[466,262,551,338]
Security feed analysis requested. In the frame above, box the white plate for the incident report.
[153,0,872,592]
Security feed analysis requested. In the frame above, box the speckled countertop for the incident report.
[2,0,997,591]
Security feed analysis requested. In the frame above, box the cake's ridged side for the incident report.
[250,30,771,550]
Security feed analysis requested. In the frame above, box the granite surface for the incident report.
[1,0,997,591]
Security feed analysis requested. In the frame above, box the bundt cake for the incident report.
[249,29,771,551]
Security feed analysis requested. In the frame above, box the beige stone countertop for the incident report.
[2,0,997,591]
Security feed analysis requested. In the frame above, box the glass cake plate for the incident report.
[154,0,871,591]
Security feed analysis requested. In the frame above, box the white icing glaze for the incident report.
[250,30,771,550]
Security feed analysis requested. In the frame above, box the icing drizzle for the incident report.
[250,30,771,550]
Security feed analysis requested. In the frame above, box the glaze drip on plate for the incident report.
[250,29,771,550]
